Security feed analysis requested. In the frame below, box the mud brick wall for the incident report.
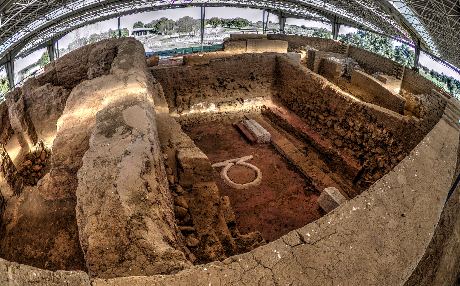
[318,58,343,82]
[274,55,444,188]
[401,68,446,96]
[0,102,13,144]
[347,46,405,79]
[268,34,347,53]
[151,54,277,113]
[183,39,287,66]
[350,70,406,114]
[307,50,345,74]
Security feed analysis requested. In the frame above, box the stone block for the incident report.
[177,147,214,187]
[318,187,347,213]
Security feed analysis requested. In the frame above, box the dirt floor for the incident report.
[0,189,86,271]
[182,116,322,242]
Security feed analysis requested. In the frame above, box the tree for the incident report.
[312,28,333,39]
[155,17,175,35]
[109,28,129,38]
[230,18,250,29]
[0,76,8,96]
[176,16,199,34]
[133,21,145,29]
[207,17,222,28]
[38,51,50,68]
[393,44,415,67]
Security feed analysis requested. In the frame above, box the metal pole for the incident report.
[5,54,14,90]
[200,6,205,52]
[332,16,340,40]
[47,40,55,62]
[413,38,421,71]
[262,10,266,34]
[265,11,270,34]
[118,16,122,38]
[278,12,286,34]
[56,39,60,59]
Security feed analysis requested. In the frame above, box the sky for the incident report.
[7,7,460,82]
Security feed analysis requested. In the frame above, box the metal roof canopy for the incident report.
[0,0,459,71]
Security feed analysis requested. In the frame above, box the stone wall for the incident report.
[347,46,405,79]
[151,54,277,113]
[267,34,347,53]
[349,69,406,114]
[274,55,445,188]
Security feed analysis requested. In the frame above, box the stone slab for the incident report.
[318,187,348,213]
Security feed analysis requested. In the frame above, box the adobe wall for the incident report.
[274,55,445,188]
[0,38,123,271]
[401,67,447,96]
[267,34,347,53]
[349,69,406,114]
[307,50,346,74]
[347,46,405,79]
[151,54,277,113]
[183,39,287,66]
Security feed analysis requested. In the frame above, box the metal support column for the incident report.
[47,40,56,62]
[200,6,206,51]
[5,54,14,90]
[262,10,266,34]
[332,16,340,40]
[118,16,122,38]
[413,38,421,71]
[55,39,60,59]
[278,12,286,34]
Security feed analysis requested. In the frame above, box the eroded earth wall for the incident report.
[75,39,191,278]
[151,54,277,113]
[267,34,347,53]
[347,46,405,79]
[0,38,121,271]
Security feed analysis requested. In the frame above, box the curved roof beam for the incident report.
[1,0,410,63]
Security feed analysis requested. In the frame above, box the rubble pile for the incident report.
[17,141,51,187]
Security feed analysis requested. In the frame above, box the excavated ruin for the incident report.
[0,36,458,285]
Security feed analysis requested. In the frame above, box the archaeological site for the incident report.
[0,2,459,285]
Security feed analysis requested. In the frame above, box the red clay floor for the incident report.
[182,118,322,242]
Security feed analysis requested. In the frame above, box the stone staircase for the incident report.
[443,97,460,131]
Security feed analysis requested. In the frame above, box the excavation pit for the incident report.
[180,114,322,242]
[0,36,454,284]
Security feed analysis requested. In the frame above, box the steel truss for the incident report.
[0,0,459,69]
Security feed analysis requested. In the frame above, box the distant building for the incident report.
[131,28,156,37]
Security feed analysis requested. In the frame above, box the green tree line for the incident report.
[133,16,252,35]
